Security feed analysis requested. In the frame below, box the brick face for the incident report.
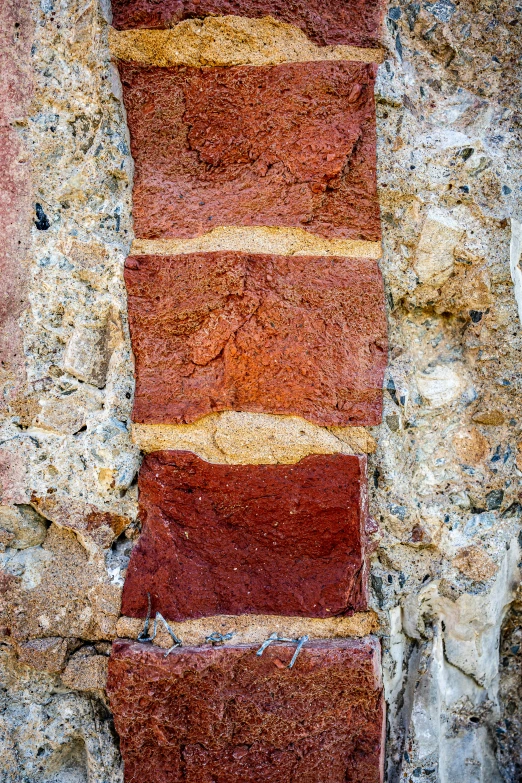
[118,61,380,241]
[107,637,385,783]
[111,0,386,48]
[121,451,369,620]
[125,252,387,426]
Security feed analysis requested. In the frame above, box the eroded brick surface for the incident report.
[125,252,387,426]
[111,0,385,48]
[118,61,380,241]
[0,0,33,412]
[107,637,384,783]
[121,451,370,620]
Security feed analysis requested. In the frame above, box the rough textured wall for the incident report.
[374,3,522,781]
[1,0,134,779]
[0,0,33,417]
[0,0,521,781]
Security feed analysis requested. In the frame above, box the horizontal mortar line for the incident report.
[131,229,382,259]
[109,20,386,68]
[116,611,379,649]
[131,414,377,462]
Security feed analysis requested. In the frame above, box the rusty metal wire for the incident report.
[256,633,309,668]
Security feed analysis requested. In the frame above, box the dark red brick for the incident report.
[111,0,386,49]
[118,61,380,241]
[125,252,387,427]
[107,637,385,783]
[121,451,370,620]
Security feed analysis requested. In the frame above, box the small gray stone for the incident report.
[424,0,456,23]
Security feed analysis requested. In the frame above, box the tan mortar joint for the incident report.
[109,16,385,68]
[131,412,377,463]
[131,229,382,259]
[116,611,379,648]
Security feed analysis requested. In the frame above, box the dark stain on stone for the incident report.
[34,203,50,231]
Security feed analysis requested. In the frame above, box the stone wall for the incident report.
[0,0,521,781]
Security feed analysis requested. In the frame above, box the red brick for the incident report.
[107,637,385,783]
[125,252,387,427]
[118,61,380,241]
[121,451,370,620]
[111,0,386,49]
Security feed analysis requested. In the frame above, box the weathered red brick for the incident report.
[118,61,380,241]
[121,451,370,620]
[0,0,33,413]
[107,637,385,783]
[112,0,386,49]
[125,252,387,427]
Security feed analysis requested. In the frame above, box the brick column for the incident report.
[108,3,387,780]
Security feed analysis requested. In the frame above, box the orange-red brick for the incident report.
[118,61,380,241]
[125,252,387,427]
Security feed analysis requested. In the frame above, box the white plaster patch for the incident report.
[510,218,522,326]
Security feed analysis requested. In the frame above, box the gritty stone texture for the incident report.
[452,426,490,466]
[61,650,109,690]
[34,383,104,435]
[496,595,522,782]
[0,0,521,779]
[111,0,386,48]
[452,545,498,582]
[472,409,506,427]
[0,645,123,783]
[413,207,464,287]
[0,0,33,417]
[107,637,384,783]
[0,524,122,644]
[116,610,379,648]
[31,494,130,554]
[63,322,112,388]
[118,61,380,241]
[16,636,68,674]
[372,3,522,778]
[0,0,135,779]
[109,17,384,68]
[0,504,47,550]
[125,252,387,427]
[122,451,369,620]
[131,413,377,463]
[0,0,141,521]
